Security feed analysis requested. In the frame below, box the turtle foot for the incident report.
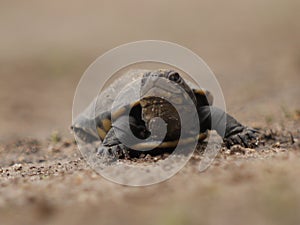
[96,146,118,163]
[224,127,259,148]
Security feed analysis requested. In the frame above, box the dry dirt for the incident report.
[0,0,300,225]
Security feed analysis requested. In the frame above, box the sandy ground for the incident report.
[0,0,300,224]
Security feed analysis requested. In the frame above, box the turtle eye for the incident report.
[168,72,180,83]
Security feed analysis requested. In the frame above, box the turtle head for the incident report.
[140,69,196,104]
[139,69,196,141]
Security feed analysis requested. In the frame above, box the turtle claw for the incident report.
[97,144,131,161]
[96,146,118,162]
[224,127,259,148]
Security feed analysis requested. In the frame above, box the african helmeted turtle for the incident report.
[72,69,258,158]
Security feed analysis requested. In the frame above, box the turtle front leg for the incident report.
[97,115,150,159]
[197,106,259,148]
[97,127,131,159]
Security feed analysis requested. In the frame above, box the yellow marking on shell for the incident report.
[194,89,213,105]
[198,132,207,142]
[111,107,126,120]
[111,101,140,120]
[130,133,207,150]
[131,142,165,150]
[194,89,206,96]
[159,140,180,148]
[101,118,112,132]
[97,127,107,140]
[130,101,140,108]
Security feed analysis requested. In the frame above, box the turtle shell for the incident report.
[72,69,213,154]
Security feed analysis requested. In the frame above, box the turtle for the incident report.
[72,69,258,159]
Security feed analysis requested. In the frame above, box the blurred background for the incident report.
[0,0,299,141]
[1,1,300,225]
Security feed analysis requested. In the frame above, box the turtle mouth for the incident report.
[141,86,172,100]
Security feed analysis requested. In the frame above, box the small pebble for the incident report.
[272,142,281,148]
[12,164,23,171]
[145,154,152,159]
